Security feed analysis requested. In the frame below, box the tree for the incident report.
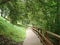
[55,0,60,34]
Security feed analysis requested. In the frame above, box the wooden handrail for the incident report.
[40,33,54,45]
[46,31,60,39]
[46,31,60,45]
[32,28,54,45]
[32,27,60,45]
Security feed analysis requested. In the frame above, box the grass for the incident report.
[0,17,26,42]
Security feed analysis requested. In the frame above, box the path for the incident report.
[23,27,43,45]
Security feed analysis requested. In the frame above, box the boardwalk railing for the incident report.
[45,31,60,45]
[32,27,60,45]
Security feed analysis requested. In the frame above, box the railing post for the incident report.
[40,30,42,34]
[45,32,49,40]
[59,39,60,45]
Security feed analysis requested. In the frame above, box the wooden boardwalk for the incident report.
[23,27,43,45]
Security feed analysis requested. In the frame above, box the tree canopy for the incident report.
[0,0,60,35]
[0,0,60,45]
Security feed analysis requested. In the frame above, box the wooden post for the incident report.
[59,39,60,45]
[40,29,42,34]
[45,32,50,40]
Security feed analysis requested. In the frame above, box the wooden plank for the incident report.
[39,33,54,45]
[32,30,46,45]
[46,31,60,45]
[59,39,60,45]
[32,29,54,45]
[46,31,60,39]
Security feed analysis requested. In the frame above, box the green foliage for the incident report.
[0,0,60,35]
[0,0,60,45]
[0,17,26,42]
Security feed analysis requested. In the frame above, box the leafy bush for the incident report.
[0,17,26,42]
